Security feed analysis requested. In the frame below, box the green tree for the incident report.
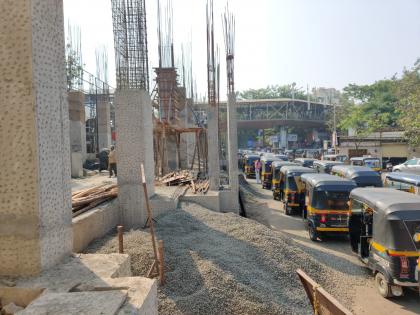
[65,45,83,91]
[239,84,307,100]
[397,60,420,148]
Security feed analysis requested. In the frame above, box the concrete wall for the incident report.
[0,0,72,276]
[72,200,120,253]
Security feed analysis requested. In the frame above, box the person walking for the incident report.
[108,145,117,177]
[255,159,262,184]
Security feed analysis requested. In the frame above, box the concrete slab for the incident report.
[73,277,157,315]
[20,291,128,315]
[16,254,131,292]
[181,191,220,212]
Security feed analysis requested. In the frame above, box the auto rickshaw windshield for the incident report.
[273,168,281,180]
[312,190,350,210]
[246,157,258,165]
[364,159,380,168]
[287,176,298,191]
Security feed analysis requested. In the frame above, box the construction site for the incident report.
[1,0,420,314]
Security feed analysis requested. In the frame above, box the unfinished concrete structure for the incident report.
[111,0,155,228]
[0,0,73,277]
[68,91,87,177]
[97,95,112,150]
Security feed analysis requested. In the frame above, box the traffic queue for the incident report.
[239,151,420,299]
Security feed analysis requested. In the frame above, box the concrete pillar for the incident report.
[97,96,112,150]
[115,89,155,228]
[207,105,220,190]
[0,0,72,276]
[280,127,288,150]
[68,91,86,177]
[226,92,239,211]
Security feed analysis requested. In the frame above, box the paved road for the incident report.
[241,177,420,315]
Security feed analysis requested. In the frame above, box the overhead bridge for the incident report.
[194,98,331,129]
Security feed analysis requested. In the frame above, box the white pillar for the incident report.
[115,89,155,228]
[227,93,239,194]
[97,96,112,150]
[0,0,72,276]
[207,104,220,190]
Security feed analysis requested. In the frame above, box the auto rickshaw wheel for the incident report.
[284,202,292,215]
[308,223,318,241]
[375,272,393,298]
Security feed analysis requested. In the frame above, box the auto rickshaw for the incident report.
[260,155,280,189]
[243,154,259,178]
[271,161,298,200]
[350,156,381,172]
[293,158,316,168]
[313,160,343,174]
[323,154,348,163]
[279,166,316,215]
[384,173,420,195]
[301,173,357,241]
[331,165,383,187]
[348,188,420,298]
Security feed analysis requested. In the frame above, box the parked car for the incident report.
[392,158,420,174]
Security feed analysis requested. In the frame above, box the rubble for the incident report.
[86,201,364,315]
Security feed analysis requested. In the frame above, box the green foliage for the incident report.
[396,60,420,147]
[66,45,83,91]
[240,84,307,100]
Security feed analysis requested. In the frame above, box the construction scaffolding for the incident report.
[111,0,149,90]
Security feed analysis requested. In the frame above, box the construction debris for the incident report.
[86,201,365,315]
[71,184,118,217]
[158,170,210,195]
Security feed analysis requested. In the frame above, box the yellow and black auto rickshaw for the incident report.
[313,160,343,174]
[271,161,298,200]
[331,165,383,187]
[243,154,259,178]
[301,173,357,241]
[349,188,420,298]
[279,166,316,215]
[350,156,381,172]
[384,172,420,195]
[260,155,280,189]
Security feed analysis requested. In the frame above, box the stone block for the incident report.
[72,200,120,253]
[20,291,128,315]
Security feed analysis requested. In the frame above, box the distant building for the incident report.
[312,87,341,105]
[338,130,419,164]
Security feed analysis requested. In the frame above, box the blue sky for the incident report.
[64,0,420,98]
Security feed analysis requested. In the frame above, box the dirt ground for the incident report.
[241,176,420,315]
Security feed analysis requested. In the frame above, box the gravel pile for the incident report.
[86,201,365,314]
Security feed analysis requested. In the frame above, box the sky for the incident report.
[64,0,420,99]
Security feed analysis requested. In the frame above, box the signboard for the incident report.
[287,134,298,142]
[247,139,254,147]
[269,136,278,143]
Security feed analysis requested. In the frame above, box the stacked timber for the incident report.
[159,170,196,186]
[158,170,210,195]
[72,184,117,217]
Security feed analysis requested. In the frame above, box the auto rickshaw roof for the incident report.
[332,165,380,178]
[350,156,379,161]
[244,154,259,159]
[272,161,298,168]
[260,155,280,162]
[294,158,317,163]
[350,188,420,217]
[301,173,357,190]
[385,172,420,187]
[313,160,343,167]
[280,165,317,175]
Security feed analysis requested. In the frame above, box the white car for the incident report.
[392,158,420,174]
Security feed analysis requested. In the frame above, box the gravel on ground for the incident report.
[86,200,366,315]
